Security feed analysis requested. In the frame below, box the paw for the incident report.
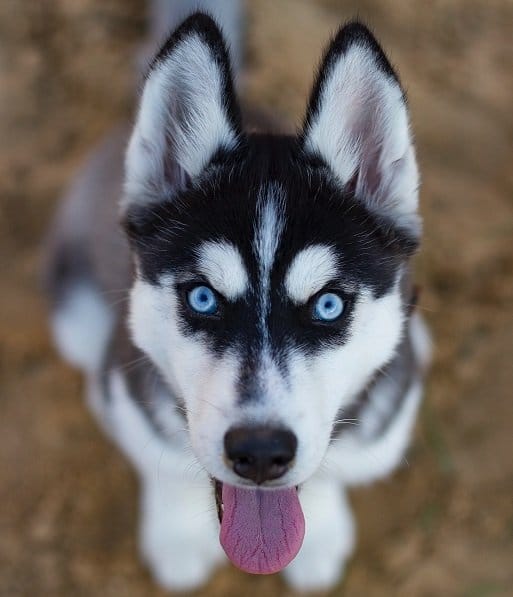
[282,481,355,592]
[283,539,350,592]
[141,526,223,591]
[139,482,225,591]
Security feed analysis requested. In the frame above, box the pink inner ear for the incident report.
[357,134,385,198]
[163,128,191,194]
[348,104,382,192]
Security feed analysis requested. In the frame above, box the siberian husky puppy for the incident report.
[45,0,430,591]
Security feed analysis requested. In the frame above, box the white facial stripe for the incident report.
[285,245,338,304]
[254,183,285,336]
[196,241,248,300]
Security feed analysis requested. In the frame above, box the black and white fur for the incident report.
[45,2,430,591]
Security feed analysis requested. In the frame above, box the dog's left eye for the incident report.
[313,292,345,322]
[187,285,218,315]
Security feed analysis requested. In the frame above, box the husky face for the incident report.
[124,15,420,488]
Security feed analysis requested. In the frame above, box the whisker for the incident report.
[196,396,226,415]
[116,354,152,374]
[332,418,360,426]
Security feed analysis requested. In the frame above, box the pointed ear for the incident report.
[301,22,420,236]
[124,13,242,208]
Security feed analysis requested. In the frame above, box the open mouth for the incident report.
[214,479,305,574]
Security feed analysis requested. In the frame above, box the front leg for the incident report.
[100,370,225,590]
[283,476,355,592]
[139,473,225,591]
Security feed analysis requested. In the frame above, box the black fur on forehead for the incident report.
[147,11,242,135]
[125,133,416,361]
[125,132,417,285]
[302,20,405,136]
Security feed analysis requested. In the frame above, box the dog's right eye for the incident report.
[187,285,219,315]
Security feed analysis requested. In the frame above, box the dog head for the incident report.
[123,13,419,498]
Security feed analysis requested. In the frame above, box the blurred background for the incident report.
[1,1,512,595]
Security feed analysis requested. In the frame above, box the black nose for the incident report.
[224,426,297,484]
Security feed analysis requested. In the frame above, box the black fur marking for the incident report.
[301,20,404,137]
[125,133,414,370]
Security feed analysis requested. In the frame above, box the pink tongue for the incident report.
[220,484,305,574]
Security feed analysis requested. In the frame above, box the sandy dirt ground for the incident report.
[1,1,512,595]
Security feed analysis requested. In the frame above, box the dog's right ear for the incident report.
[124,13,242,208]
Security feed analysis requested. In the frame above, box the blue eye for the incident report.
[313,292,344,322]
[187,285,218,315]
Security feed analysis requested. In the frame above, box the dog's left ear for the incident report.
[124,13,242,208]
[301,22,420,236]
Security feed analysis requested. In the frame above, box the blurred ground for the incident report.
[1,1,512,596]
